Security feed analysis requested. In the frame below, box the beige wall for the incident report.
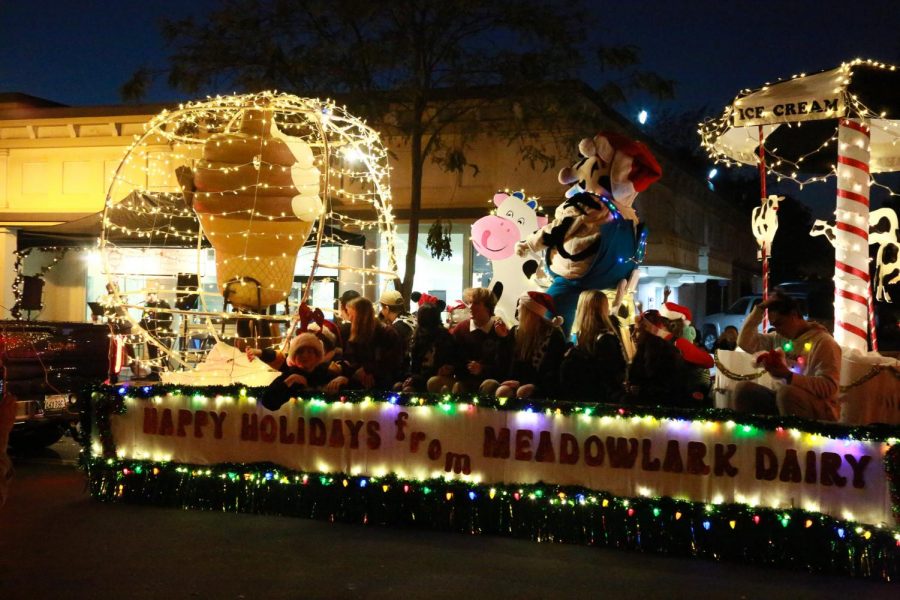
[0,112,149,220]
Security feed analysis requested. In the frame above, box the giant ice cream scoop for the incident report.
[184,108,323,310]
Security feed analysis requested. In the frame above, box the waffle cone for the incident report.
[199,213,315,310]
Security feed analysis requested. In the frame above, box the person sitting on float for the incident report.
[328,296,404,392]
[248,333,338,410]
[732,291,841,421]
[449,287,513,395]
[559,290,627,403]
[714,325,739,352]
[627,310,692,407]
[658,301,714,404]
[378,288,417,372]
[485,291,566,400]
[395,298,457,394]
[335,288,361,346]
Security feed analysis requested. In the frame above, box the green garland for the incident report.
[79,384,900,581]
[85,457,900,580]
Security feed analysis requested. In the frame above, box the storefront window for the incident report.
[85,245,343,321]
[380,222,465,308]
[471,251,492,288]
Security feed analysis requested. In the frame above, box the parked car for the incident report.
[700,283,833,351]
[1,321,111,450]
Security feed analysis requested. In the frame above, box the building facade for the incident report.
[0,92,758,327]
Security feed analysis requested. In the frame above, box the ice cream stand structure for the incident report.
[700,59,900,425]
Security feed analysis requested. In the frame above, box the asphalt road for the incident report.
[0,436,896,600]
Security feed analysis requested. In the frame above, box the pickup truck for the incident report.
[699,284,835,351]
[1,321,111,450]
[700,296,764,351]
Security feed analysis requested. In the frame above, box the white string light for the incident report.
[100,92,399,373]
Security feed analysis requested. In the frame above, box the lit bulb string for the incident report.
[321,115,398,278]
[116,121,388,195]
[110,154,389,208]
[89,383,900,443]
[139,93,348,146]
[700,59,900,189]
[101,92,398,350]
[102,92,388,246]
[106,292,346,368]
[83,457,900,583]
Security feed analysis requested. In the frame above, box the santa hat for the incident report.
[563,132,662,208]
[518,291,564,327]
[286,333,324,367]
[659,302,692,324]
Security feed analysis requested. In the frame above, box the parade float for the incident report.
[81,92,900,581]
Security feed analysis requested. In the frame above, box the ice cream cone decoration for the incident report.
[184,106,323,310]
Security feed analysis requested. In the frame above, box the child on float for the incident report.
[485,291,567,400]
[328,296,404,392]
[394,298,457,393]
[559,290,627,403]
[247,332,338,410]
[449,287,514,395]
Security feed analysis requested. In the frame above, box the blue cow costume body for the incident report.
[518,132,661,334]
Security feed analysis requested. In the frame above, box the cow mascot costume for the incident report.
[517,132,662,335]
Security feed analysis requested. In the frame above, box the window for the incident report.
[379,222,465,308]
[726,297,751,315]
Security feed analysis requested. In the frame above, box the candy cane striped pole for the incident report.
[761,240,769,330]
[868,279,878,353]
[758,126,769,332]
[833,118,871,354]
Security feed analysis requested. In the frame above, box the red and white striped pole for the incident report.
[758,126,769,332]
[868,279,879,353]
[833,118,871,354]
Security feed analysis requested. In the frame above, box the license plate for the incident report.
[44,394,69,411]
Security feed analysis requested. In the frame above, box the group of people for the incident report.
[246,285,843,423]
[248,285,721,411]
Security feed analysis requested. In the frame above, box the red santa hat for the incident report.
[286,333,325,367]
[659,302,692,324]
[518,291,564,327]
[590,132,662,207]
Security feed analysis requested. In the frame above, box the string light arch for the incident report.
[100,92,398,376]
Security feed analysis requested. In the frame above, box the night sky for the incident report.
[2,0,899,214]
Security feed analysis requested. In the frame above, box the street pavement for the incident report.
[0,436,896,600]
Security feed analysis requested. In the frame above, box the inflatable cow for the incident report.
[471,191,549,324]
[518,132,662,335]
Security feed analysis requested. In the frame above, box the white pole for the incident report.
[833,118,871,354]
